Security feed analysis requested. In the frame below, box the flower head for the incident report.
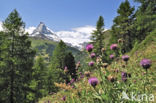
[88,77,99,87]
[90,53,96,58]
[88,61,94,66]
[121,72,127,82]
[110,54,115,59]
[70,78,75,84]
[64,66,68,73]
[110,44,118,50]
[122,55,130,62]
[86,44,93,52]
[61,96,66,101]
[140,59,151,69]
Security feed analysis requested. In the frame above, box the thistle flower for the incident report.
[101,48,106,53]
[90,53,96,58]
[122,55,130,62]
[140,59,151,69]
[64,66,68,73]
[102,63,108,68]
[76,61,80,68]
[110,44,118,50]
[110,54,115,59]
[121,72,127,82]
[70,78,75,84]
[86,44,93,52]
[84,71,91,77]
[88,77,99,87]
[61,96,66,101]
[88,61,94,66]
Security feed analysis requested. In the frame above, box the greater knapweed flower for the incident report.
[86,44,93,52]
[64,66,68,73]
[61,96,66,101]
[122,55,130,62]
[121,72,127,82]
[88,77,99,88]
[110,54,115,59]
[90,53,96,58]
[140,59,151,69]
[118,39,123,43]
[88,61,94,66]
[110,44,118,50]
[107,75,116,82]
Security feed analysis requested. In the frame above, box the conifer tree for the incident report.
[91,16,105,56]
[32,56,48,101]
[0,9,35,103]
[64,52,77,79]
[111,0,134,53]
[133,0,156,42]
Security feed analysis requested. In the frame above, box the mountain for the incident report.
[30,22,61,42]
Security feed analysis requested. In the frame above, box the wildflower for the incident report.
[76,61,80,68]
[121,72,127,82]
[122,55,130,62]
[101,48,106,53]
[140,59,151,69]
[96,56,102,64]
[64,66,68,73]
[80,74,84,78]
[110,54,115,59]
[70,78,75,84]
[118,39,123,43]
[86,44,93,52]
[88,77,99,88]
[107,75,116,82]
[103,63,108,68]
[88,61,94,66]
[90,53,96,58]
[110,44,118,50]
[61,96,66,101]
[84,71,91,77]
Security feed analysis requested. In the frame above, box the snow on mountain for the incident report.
[30,22,61,42]
[27,22,96,50]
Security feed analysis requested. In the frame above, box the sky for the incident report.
[0,0,139,47]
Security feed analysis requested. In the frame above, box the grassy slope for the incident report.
[39,31,156,103]
[29,37,81,62]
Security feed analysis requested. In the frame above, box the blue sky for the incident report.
[0,0,139,31]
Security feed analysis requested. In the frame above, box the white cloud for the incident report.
[56,25,96,47]
[0,21,3,31]
[25,26,36,34]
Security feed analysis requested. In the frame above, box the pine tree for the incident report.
[133,0,156,42]
[32,56,48,101]
[47,40,68,93]
[0,9,35,103]
[111,0,135,53]
[91,16,105,56]
[64,52,77,79]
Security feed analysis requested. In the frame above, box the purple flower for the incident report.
[140,59,152,69]
[88,61,94,66]
[121,72,127,82]
[61,96,66,101]
[110,44,118,50]
[110,54,115,59]
[88,77,99,87]
[86,44,93,52]
[122,55,130,62]
[90,53,96,58]
[70,78,75,84]
[64,66,68,73]
[80,74,84,78]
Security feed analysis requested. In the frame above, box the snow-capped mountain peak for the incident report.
[30,22,60,42]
